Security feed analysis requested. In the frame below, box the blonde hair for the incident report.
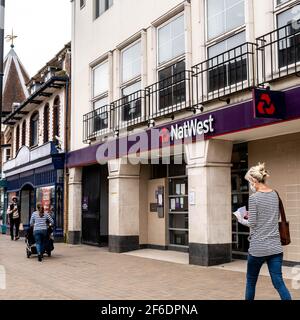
[245,163,270,184]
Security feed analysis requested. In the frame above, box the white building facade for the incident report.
[69,0,300,266]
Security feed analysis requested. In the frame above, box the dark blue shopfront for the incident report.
[3,143,65,239]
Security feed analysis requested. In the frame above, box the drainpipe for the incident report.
[0,0,4,114]
[63,76,70,242]
[0,0,5,233]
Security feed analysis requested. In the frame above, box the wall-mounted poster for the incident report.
[36,187,55,214]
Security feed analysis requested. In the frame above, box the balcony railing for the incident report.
[192,42,256,106]
[257,22,300,85]
[82,26,300,143]
[146,70,193,119]
[111,89,147,131]
[83,105,111,143]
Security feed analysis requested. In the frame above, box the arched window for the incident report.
[43,104,50,143]
[30,112,39,147]
[53,96,60,143]
[16,125,20,152]
[22,120,26,146]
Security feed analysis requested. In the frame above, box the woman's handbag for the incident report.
[275,191,291,246]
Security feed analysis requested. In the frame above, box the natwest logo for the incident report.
[256,93,276,115]
[170,115,214,141]
[253,88,285,120]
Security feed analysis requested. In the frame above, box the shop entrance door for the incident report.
[20,185,35,228]
[151,158,189,252]
[82,165,108,246]
[231,143,250,258]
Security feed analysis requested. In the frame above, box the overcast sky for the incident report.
[4,0,71,77]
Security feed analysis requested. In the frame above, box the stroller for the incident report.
[25,225,54,258]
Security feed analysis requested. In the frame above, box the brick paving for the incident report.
[0,235,299,300]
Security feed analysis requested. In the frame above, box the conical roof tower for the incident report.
[2,44,30,116]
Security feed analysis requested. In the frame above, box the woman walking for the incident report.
[30,203,54,262]
[244,163,292,300]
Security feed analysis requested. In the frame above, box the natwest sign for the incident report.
[170,115,215,141]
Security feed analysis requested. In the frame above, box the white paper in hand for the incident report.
[233,206,249,226]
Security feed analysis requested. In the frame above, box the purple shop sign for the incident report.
[67,86,300,168]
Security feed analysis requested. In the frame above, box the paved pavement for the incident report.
[0,235,299,300]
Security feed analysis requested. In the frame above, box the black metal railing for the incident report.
[83,104,111,142]
[146,70,193,118]
[111,89,147,130]
[257,22,300,85]
[82,25,300,143]
[192,42,256,106]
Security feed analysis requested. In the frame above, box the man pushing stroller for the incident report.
[29,203,54,262]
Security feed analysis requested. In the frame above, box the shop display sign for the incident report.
[41,188,51,213]
[253,88,286,120]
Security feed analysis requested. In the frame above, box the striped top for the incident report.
[245,191,283,257]
[30,211,54,232]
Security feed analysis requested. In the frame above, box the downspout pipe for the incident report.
[64,76,70,242]
[0,0,5,234]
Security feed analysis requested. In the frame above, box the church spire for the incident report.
[2,38,30,115]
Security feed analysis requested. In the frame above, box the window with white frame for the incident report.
[158,14,185,65]
[93,61,109,101]
[95,0,113,19]
[92,61,109,131]
[121,41,142,122]
[30,112,39,147]
[277,4,300,68]
[6,148,11,162]
[158,60,186,110]
[94,96,108,109]
[207,0,245,40]
[121,81,142,122]
[94,104,109,132]
[207,32,247,91]
[157,15,186,112]
[122,41,141,84]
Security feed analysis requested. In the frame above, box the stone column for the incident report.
[67,167,82,244]
[108,159,140,253]
[185,139,233,266]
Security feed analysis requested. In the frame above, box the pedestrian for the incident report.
[244,163,292,300]
[7,196,21,241]
[30,203,54,262]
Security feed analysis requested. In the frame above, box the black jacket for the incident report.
[8,202,21,220]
